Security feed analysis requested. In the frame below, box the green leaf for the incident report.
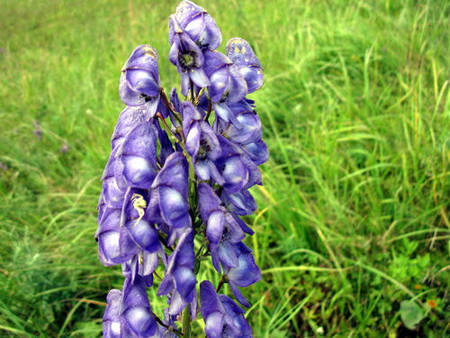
[400,300,424,330]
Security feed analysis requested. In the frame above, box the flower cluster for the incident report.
[96,1,267,337]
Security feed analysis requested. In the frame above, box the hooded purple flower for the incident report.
[197,183,254,269]
[96,159,136,266]
[214,100,269,166]
[220,188,257,216]
[158,231,197,316]
[169,27,210,96]
[169,1,221,49]
[223,241,261,307]
[96,183,162,280]
[200,281,252,338]
[147,152,191,244]
[215,135,261,193]
[116,121,159,189]
[110,106,148,151]
[203,50,247,125]
[182,102,224,184]
[119,45,162,117]
[103,277,158,338]
[226,38,264,93]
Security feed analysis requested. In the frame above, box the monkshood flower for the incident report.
[226,38,264,93]
[222,241,261,308]
[221,188,257,216]
[203,50,247,125]
[116,120,159,189]
[169,0,221,49]
[182,101,224,184]
[98,1,267,336]
[158,231,196,316]
[147,151,191,244]
[198,183,250,247]
[200,281,252,338]
[119,45,162,118]
[215,135,261,193]
[215,99,269,166]
[197,183,260,307]
[103,276,158,338]
[169,28,209,96]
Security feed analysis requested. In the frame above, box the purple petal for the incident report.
[205,312,225,338]
[242,139,269,165]
[240,65,264,93]
[200,281,224,318]
[152,152,188,198]
[225,112,262,145]
[227,250,261,287]
[103,289,122,338]
[98,230,120,265]
[208,66,230,102]
[126,219,160,252]
[220,294,252,333]
[157,275,174,296]
[227,67,248,103]
[168,291,186,315]
[213,102,241,127]
[221,189,257,216]
[218,241,239,269]
[174,267,196,302]
[120,122,158,188]
[185,122,201,158]
[123,306,157,336]
[206,210,225,244]
[159,185,190,228]
[222,155,249,193]
[226,37,263,93]
[189,68,210,88]
[198,183,221,220]
[229,283,251,308]
[126,69,160,98]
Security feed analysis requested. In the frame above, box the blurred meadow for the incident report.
[0,0,449,336]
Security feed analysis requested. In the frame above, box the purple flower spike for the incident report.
[170,1,222,49]
[98,2,267,336]
[200,281,252,338]
[226,38,264,93]
[119,45,161,114]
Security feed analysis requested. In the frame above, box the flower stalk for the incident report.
[96,1,267,337]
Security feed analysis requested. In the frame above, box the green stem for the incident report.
[182,307,192,338]
[154,314,183,336]
[205,97,212,122]
[216,275,228,292]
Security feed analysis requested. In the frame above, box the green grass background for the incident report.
[0,0,449,336]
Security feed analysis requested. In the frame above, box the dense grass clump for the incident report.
[0,0,448,336]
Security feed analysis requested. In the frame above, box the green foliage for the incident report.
[0,0,449,336]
